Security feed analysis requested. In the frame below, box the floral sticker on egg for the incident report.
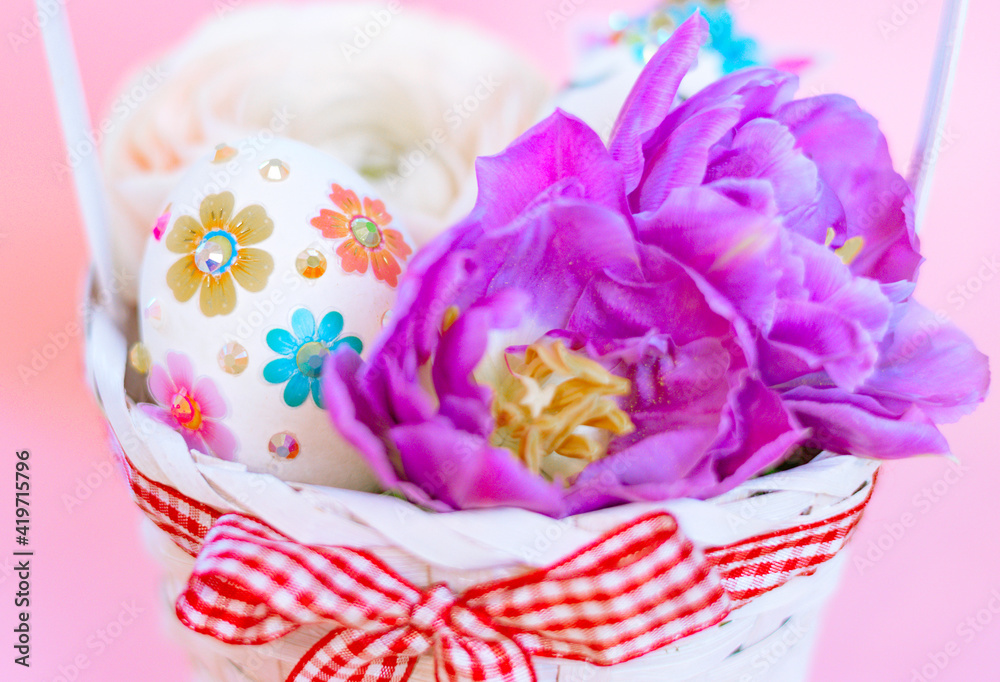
[310,184,412,287]
[139,351,238,461]
[263,308,362,409]
[138,137,403,490]
[165,192,275,316]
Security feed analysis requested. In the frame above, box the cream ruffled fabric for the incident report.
[101,2,552,303]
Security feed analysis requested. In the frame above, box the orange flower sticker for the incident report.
[310,185,412,287]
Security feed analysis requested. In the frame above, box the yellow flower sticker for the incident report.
[165,192,274,316]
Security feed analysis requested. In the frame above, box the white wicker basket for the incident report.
[46,0,970,677]
[87,294,878,682]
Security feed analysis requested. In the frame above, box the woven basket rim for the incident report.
[87,295,878,573]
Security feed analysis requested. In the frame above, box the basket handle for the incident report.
[38,0,967,284]
[37,0,115,296]
[908,0,969,232]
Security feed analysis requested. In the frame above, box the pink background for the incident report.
[1,0,997,680]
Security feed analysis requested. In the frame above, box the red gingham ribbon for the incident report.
[112,439,873,682]
[703,498,873,606]
[176,511,729,682]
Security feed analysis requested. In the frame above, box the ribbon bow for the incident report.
[176,512,731,682]
[114,445,872,682]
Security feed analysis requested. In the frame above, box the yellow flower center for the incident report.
[170,390,203,431]
[442,305,460,333]
[825,227,865,266]
[488,340,634,481]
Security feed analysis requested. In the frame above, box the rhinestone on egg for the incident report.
[194,232,236,275]
[218,341,249,375]
[268,432,300,460]
[259,158,290,182]
[349,217,382,247]
[144,299,164,329]
[172,394,192,421]
[153,203,171,241]
[295,248,328,279]
[295,341,329,379]
[128,342,151,373]
[171,390,203,430]
[213,143,238,164]
[379,309,393,328]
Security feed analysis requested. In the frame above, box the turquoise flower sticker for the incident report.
[263,308,362,407]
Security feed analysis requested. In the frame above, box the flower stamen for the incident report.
[826,227,865,265]
[489,340,634,480]
[835,236,864,266]
[442,305,461,334]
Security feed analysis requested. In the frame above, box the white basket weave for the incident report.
[46,0,969,677]
[87,293,878,682]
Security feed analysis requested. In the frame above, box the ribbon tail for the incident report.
[434,634,537,682]
[287,627,421,682]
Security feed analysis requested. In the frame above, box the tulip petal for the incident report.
[567,247,730,345]
[474,110,630,226]
[637,184,783,325]
[776,95,922,283]
[706,118,837,245]
[865,301,990,421]
[609,12,708,193]
[390,420,566,516]
[785,389,950,458]
[635,103,741,209]
[322,349,398,482]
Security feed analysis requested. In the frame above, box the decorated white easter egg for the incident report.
[135,137,414,489]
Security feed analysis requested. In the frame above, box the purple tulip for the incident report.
[323,12,988,516]
[607,12,987,459]
[322,109,802,516]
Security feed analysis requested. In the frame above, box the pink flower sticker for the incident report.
[139,351,237,461]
